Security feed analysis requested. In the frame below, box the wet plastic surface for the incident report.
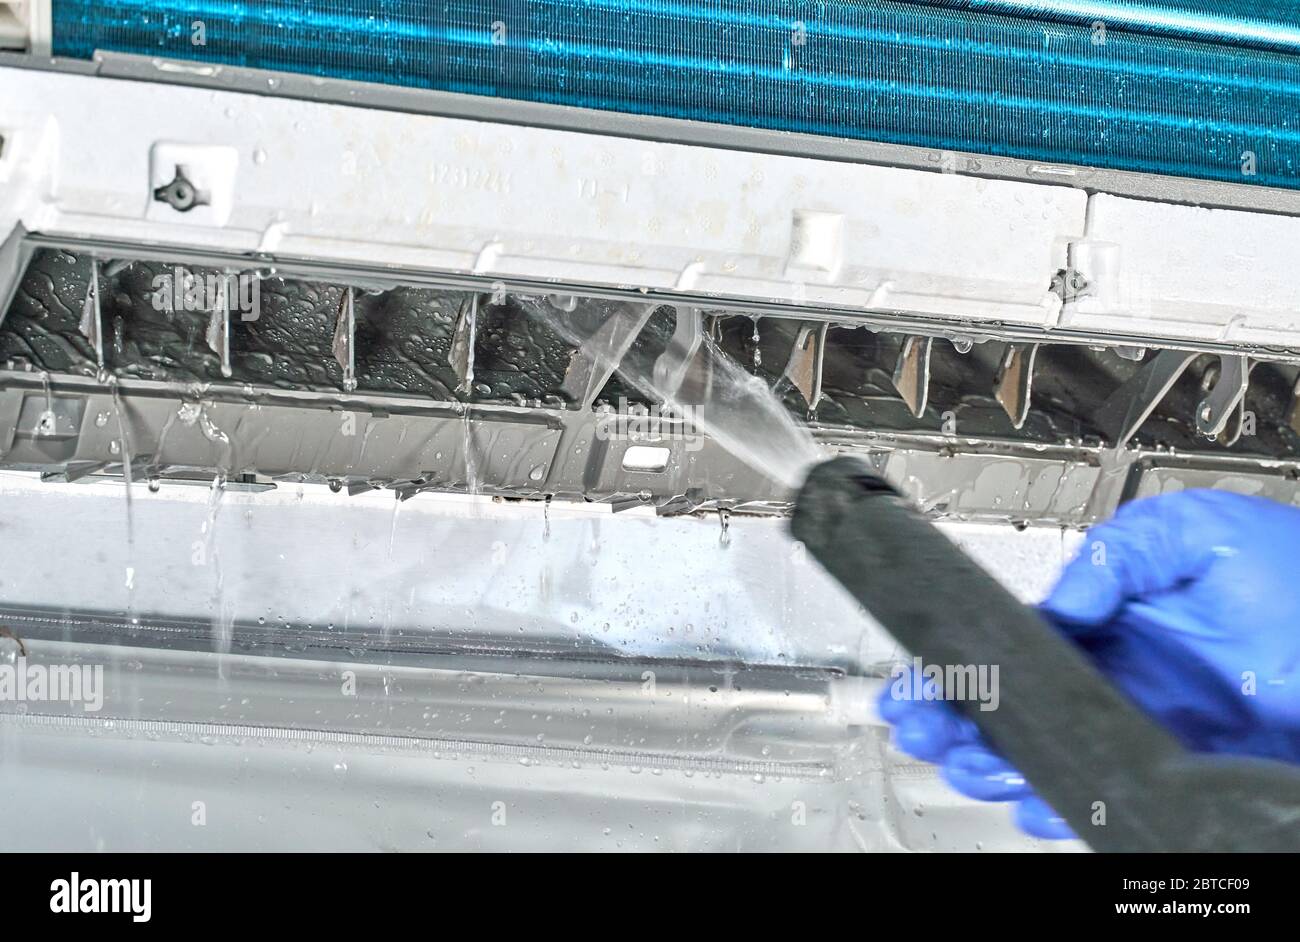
[0,471,1080,851]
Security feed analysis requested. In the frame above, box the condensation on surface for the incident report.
[7,250,1296,459]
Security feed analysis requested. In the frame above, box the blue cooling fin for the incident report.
[50,1,1300,189]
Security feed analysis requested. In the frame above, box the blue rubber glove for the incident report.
[878,489,1300,840]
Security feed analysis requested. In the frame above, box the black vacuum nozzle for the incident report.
[792,455,1300,851]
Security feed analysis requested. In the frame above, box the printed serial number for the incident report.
[432,163,512,194]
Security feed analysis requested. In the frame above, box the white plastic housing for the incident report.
[1,65,1299,349]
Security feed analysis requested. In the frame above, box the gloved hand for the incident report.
[878,489,1300,840]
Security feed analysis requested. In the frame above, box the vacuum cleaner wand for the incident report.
[791,455,1300,851]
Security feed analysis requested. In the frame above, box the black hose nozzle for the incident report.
[793,456,1300,852]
